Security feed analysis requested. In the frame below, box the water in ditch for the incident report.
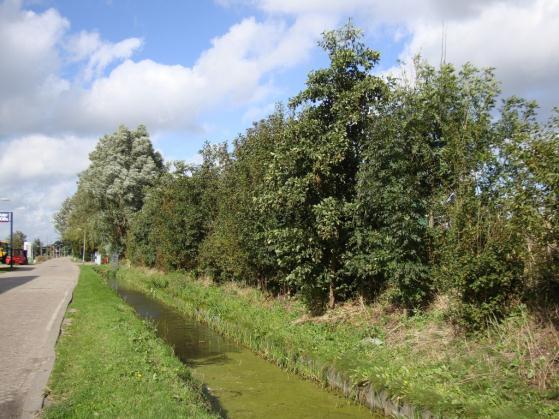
[112,281,379,418]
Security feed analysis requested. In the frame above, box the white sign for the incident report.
[0,212,10,223]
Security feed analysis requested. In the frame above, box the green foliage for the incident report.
[258,23,386,312]
[438,199,524,328]
[32,238,42,256]
[128,142,227,272]
[199,109,284,287]
[61,22,558,328]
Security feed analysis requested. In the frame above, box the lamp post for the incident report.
[77,227,86,263]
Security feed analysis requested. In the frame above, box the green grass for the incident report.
[44,266,218,419]
[107,265,558,418]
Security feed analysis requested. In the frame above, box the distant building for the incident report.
[24,241,34,263]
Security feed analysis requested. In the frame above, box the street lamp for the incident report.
[76,227,86,263]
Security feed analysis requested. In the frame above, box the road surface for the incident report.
[0,258,78,418]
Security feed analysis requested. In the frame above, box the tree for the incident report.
[128,142,229,271]
[32,238,42,256]
[258,22,386,312]
[54,197,73,239]
[54,188,102,258]
[57,23,559,327]
[7,231,27,249]
[198,109,285,287]
[75,125,165,253]
[493,101,559,309]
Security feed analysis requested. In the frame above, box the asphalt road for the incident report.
[0,258,78,419]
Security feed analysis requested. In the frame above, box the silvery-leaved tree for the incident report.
[75,125,165,254]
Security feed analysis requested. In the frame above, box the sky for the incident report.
[0,0,558,243]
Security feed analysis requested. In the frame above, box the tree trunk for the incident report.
[328,281,335,309]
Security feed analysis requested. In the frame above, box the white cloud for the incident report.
[395,0,559,110]
[0,134,93,241]
[66,31,143,81]
[0,0,330,241]
[223,0,558,111]
[0,0,70,136]
[0,135,93,179]
[0,3,326,137]
[0,178,77,242]
[78,15,330,130]
[0,0,68,99]
[0,134,95,241]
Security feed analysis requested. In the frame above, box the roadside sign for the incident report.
[0,212,10,223]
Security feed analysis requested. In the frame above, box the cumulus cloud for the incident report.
[224,0,558,111]
[60,16,328,133]
[0,179,78,242]
[0,0,67,98]
[0,135,93,240]
[0,0,329,239]
[0,0,70,136]
[66,31,143,81]
[0,2,327,138]
[395,0,559,110]
[0,135,94,180]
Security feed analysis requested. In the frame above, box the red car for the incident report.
[5,249,27,265]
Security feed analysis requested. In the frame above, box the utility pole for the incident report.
[9,211,13,270]
[82,230,86,263]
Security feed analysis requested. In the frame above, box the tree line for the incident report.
[56,23,558,329]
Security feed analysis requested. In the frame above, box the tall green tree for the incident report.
[75,22,559,327]
[494,101,559,308]
[259,23,386,312]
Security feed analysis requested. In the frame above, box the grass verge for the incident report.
[106,265,558,418]
[43,266,218,418]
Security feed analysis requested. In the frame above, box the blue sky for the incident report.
[0,0,557,242]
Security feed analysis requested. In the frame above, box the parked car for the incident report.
[5,249,27,265]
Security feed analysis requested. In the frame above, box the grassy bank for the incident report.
[44,266,218,418]
[107,265,558,418]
